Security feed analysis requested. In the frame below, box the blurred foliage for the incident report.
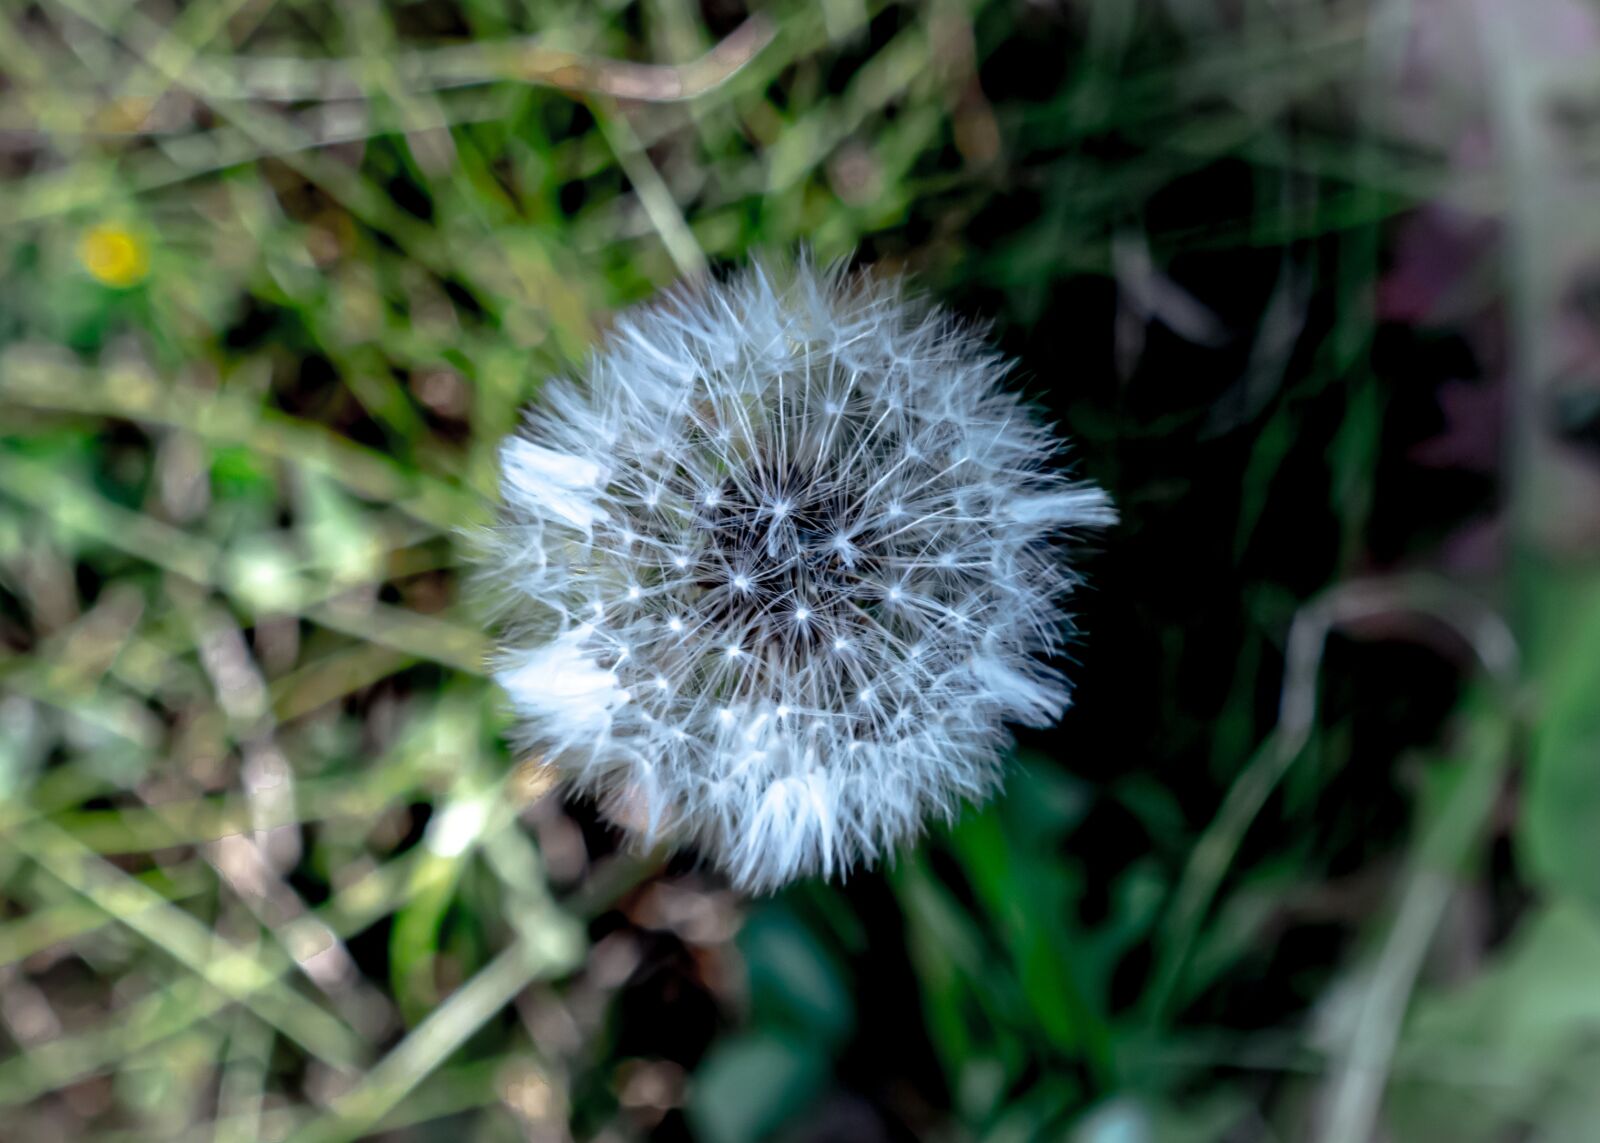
[4,0,1600,1140]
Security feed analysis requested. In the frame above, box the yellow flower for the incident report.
[77,224,149,287]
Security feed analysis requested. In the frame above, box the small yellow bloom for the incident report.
[78,224,149,287]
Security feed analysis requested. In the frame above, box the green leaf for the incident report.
[1522,574,1600,914]
[741,903,853,1048]
[686,1033,830,1143]
[1388,900,1600,1142]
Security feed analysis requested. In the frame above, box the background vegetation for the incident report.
[4,0,1599,1139]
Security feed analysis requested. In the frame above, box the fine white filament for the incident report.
[485,261,1114,891]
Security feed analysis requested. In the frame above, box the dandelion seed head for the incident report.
[481,259,1114,891]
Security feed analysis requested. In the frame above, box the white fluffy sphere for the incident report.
[484,260,1113,891]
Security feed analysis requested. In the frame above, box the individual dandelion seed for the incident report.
[480,258,1114,892]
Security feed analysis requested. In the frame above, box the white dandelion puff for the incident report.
[480,258,1114,892]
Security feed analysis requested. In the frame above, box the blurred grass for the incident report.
[5,0,1600,1141]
